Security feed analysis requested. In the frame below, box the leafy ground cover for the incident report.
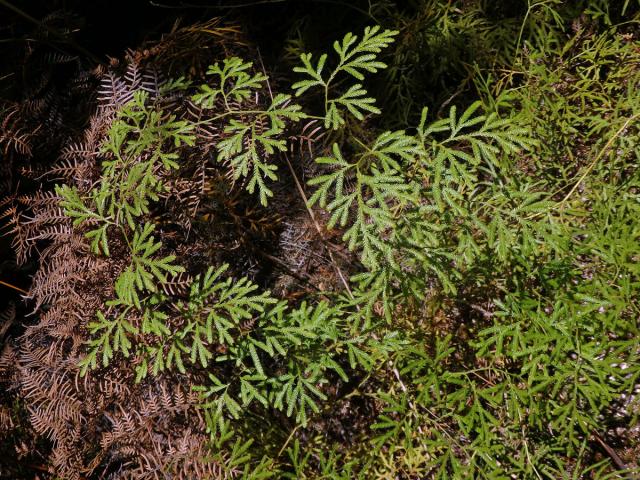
[0,1,639,478]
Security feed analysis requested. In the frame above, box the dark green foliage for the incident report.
[3,1,640,479]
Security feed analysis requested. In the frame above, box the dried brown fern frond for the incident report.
[159,271,194,296]
[131,17,244,77]
[8,191,67,266]
[0,405,14,433]
[0,341,19,385]
[0,103,34,157]
[94,380,224,480]
[0,302,16,343]
[97,72,136,111]
[0,8,351,475]
[1,202,28,266]
[0,19,267,478]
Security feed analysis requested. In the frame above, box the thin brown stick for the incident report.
[592,430,627,471]
[0,279,28,295]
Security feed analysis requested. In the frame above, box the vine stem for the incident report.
[277,424,300,457]
[559,112,639,208]
[391,365,424,435]
[515,0,533,58]
[189,110,322,128]
[255,49,355,300]
[283,151,354,300]
[524,112,639,221]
